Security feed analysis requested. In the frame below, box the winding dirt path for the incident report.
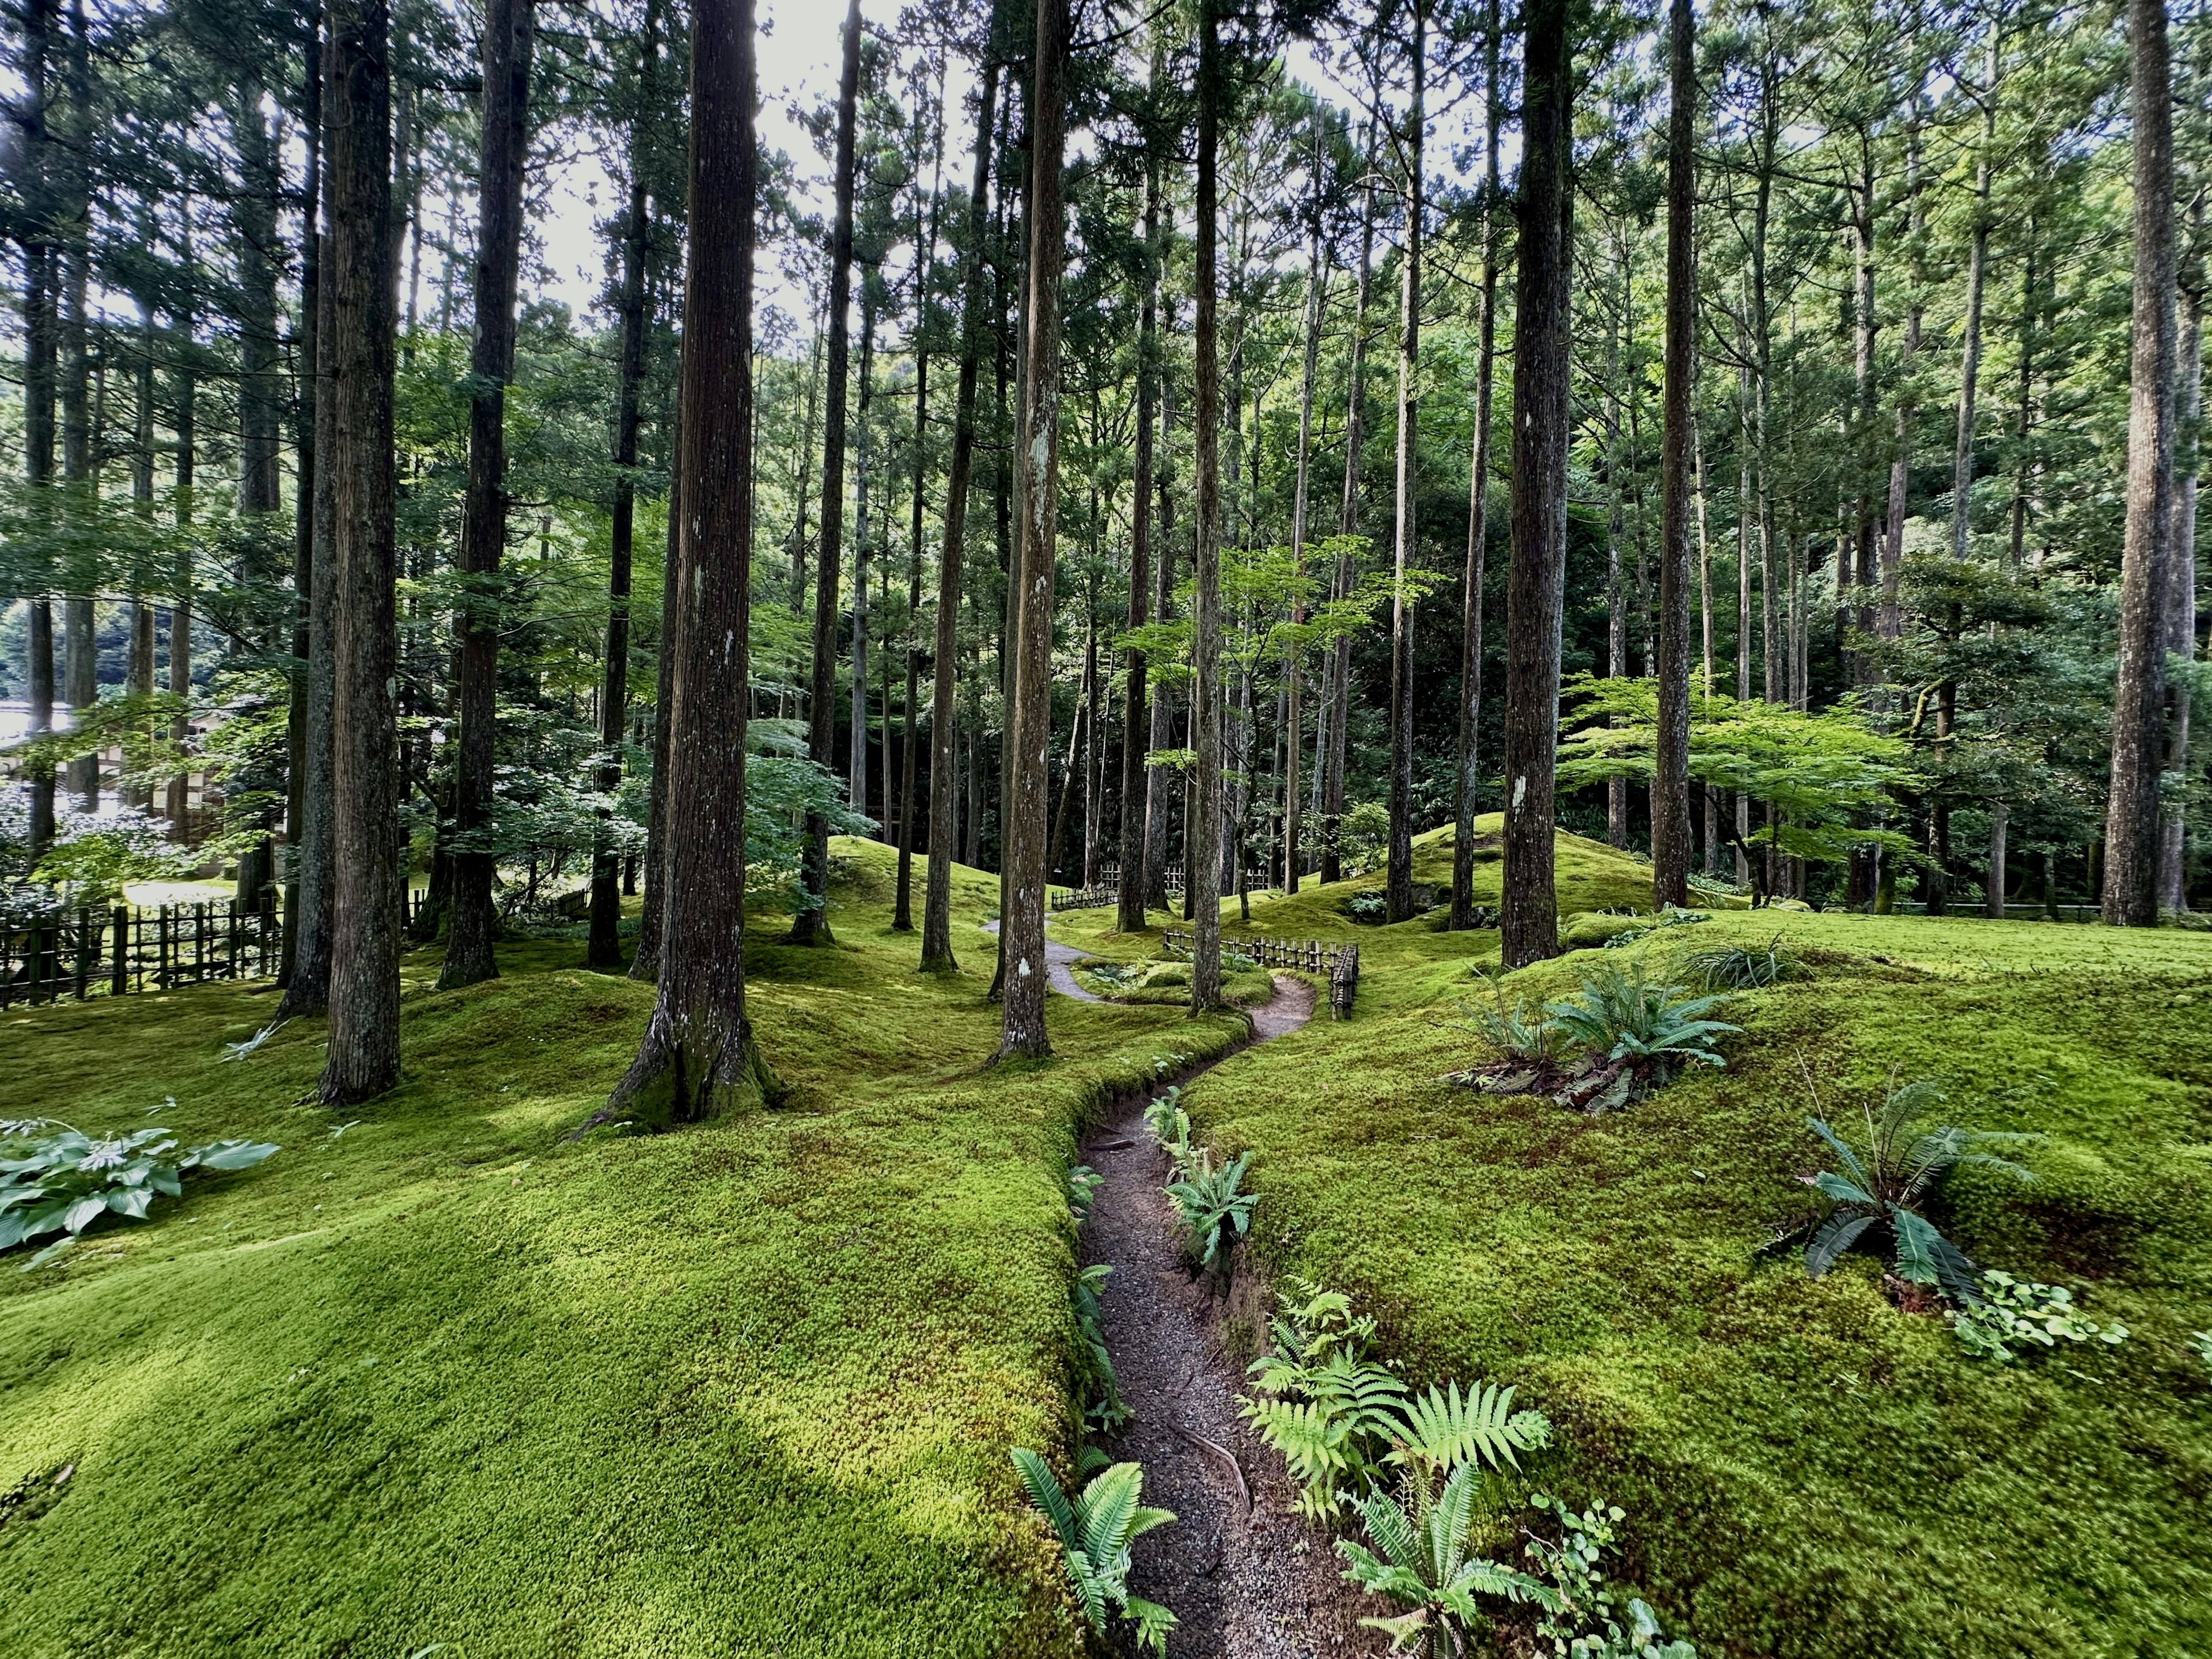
[978,919,1103,1002]
[1080,975,1374,1658]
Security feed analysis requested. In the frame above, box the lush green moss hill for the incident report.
[1,840,1244,1659]
[1180,884,2212,1659]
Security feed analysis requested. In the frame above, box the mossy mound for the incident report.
[1179,908,2212,1658]
[0,839,1243,1658]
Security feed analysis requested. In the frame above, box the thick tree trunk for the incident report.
[1451,0,1502,930]
[1142,362,1177,910]
[607,0,778,1123]
[590,0,660,971]
[1652,0,1695,910]
[851,299,876,828]
[896,104,943,933]
[59,9,92,816]
[1384,9,1425,925]
[922,58,999,969]
[18,0,56,863]
[442,0,535,988]
[1116,140,1161,934]
[793,0,863,946]
[1187,0,1226,1011]
[2102,0,2176,928]
[1500,0,1573,968]
[998,0,1070,1059]
[319,0,402,1105]
[233,81,283,521]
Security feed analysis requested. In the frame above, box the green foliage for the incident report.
[1071,1264,1130,1432]
[1339,802,1393,878]
[1010,1448,1177,1656]
[1541,967,1738,1076]
[29,807,195,904]
[0,1116,278,1267]
[1067,1164,1101,1224]
[1522,1494,1697,1659]
[1336,1461,1558,1657]
[1948,1271,2129,1363]
[1677,934,1806,991]
[1389,1381,1552,1486]
[1164,1147,1255,1278]
[1802,1072,2036,1307]
[1142,1085,1190,1152]
[1457,979,1571,1069]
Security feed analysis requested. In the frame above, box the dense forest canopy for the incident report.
[0,0,2203,1086]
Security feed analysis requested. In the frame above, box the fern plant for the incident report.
[1141,1086,1189,1153]
[1071,1263,1131,1430]
[1010,1447,1176,1656]
[1540,966,1738,1082]
[1676,934,1804,991]
[1801,1071,2034,1307]
[1388,1381,1551,1486]
[1459,978,1570,1067]
[1338,1461,1558,1657]
[1164,1147,1255,1280]
[1067,1164,1102,1224]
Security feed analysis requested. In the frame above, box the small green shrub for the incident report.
[1,1116,279,1268]
[1522,1494,1698,1658]
[1350,890,1391,925]
[1010,1448,1176,1655]
[1800,1072,2035,1306]
[1948,1271,2129,1362]
[1067,1164,1101,1223]
[1141,1086,1189,1152]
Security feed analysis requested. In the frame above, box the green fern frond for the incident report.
[1124,1595,1177,1656]
[1010,1448,1080,1553]
[1390,1381,1550,1475]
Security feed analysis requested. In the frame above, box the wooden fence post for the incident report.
[111,907,128,996]
[74,905,92,1001]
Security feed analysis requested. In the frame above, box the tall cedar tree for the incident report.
[442,0,535,988]
[998,0,1070,1059]
[1188,0,1225,1011]
[1385,6,1425,923]
[606,0,779,1122]
[1450,0,1502,929]
[319,0,402,1103]
[2101,0,2176,927]
[1652,0,1695,908]
[1116,130,1163,934]
[590,0,662,971]
[1500,0,1573,967]
[922,54,1001,968]
[794,0,863,948]
[279,25,322,986]
[18,0,56,865]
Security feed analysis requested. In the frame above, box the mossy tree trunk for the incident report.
[1652,0,1696,912]
[1187,0,1224,1013]
[607,0,778,1126]
[319,0,402,1105]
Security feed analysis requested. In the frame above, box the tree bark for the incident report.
[1143,354,1177,910]
[590,0,661,971]
[281,25,324,983]
[1451,0,1502,930]
[2101,0,2176,928]
[1286,169,1323,900]
[997,0,1069,1058]
[17,0,56,865]
[793,0,863,946]
[1500,0,1573,968]
[896,93,944,933]
[923,56,1000,969]
[319,0,402,1105]
[59,0,92,816]
[1652,0,1695,911]
[607,0,778,1123]
[1384,7,1426,925]
[441,0,535,989]
[630,472,681,979]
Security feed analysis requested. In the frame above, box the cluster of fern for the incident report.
[1145,1085,1256,1289]
[1242,1282,1696,1658]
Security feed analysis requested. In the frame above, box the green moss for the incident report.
[0,838,1246,1658]
[1180,908,2212,1658]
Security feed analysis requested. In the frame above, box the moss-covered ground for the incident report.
[1143,829,2212,1658]
[0,839,1247,1659]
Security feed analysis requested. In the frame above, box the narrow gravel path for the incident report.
[979,918,1103,1002]
[1080,975,1374,1659]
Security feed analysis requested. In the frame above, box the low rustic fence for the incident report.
[1161,928,1361,1019]
[2,900,283,1009]
[1050,886,1118,912]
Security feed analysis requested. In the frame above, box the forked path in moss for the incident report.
[1080,975,1374,1659]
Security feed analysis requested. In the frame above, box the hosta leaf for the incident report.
[105,1186,154,1219]
[194,1141,281,1172]
[61,1195,108,1236]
